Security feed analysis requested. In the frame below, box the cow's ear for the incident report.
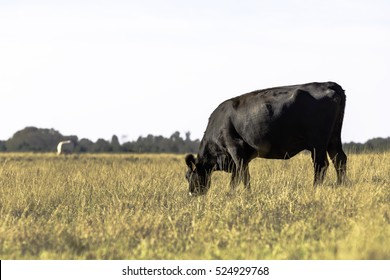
[185,154,197,172]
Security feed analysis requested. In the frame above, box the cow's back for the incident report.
[225,82,345,158]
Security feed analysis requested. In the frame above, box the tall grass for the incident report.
[0,152,389,259]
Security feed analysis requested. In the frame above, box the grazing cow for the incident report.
[185,82,347,195]
[57,140,74,155]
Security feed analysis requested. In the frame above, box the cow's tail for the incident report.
[330,82,346,139]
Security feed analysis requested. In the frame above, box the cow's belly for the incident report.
[251,134,306,159]
[257,147,304,159]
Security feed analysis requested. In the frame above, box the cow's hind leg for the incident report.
[327,140,347,184]
[311,148,329,186]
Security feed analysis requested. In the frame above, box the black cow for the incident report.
[185,82,347,195]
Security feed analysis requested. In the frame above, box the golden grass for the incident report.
[0,152,389,259]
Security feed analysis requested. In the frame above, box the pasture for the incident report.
[0,152,389,259]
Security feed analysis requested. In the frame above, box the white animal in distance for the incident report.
[57,140,74,155]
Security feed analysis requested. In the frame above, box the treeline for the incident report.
[0,126,389,154]
[342,137,390,153]
[0,127,200,154]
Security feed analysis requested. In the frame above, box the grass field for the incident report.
[0,152,389,259]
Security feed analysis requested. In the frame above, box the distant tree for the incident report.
[111,135,121,152]
[5,127,64,152]
[184,131,199,153]
[343,137,390,153]
[169,131,182,153]
[366,137,390,152]
[185,131,191,142]
[170,131,181,142]
[120,132,199,154]
[139,134,156,153]
[92,138,112,153]
[121,141,134,152]
[343,142,364,153]
[0,140,6,151]
[75,138,94,153]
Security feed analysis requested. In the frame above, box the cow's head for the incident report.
[185,154,211,196]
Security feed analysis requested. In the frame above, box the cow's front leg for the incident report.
[230,163,251,191]
[230,168,241,192]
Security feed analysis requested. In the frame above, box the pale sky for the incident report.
[1,0,389,143]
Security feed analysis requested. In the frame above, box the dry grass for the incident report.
[0,152,389,259]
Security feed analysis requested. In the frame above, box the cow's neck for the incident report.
[197,138,219,171]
